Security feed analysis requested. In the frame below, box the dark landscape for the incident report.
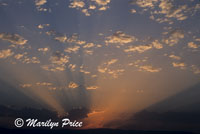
[0,128,197,134]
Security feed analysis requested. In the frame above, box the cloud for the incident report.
[83,43,95,48]
[69,0,85,8]
[23,56,40,64]
[105,31,137,45]
[159,0,188,21]
[21,82,55,90]
[14,53,24,60]
[191,65,200,74]
[0,49,14,59]
[54,35,67,43]
[51,33,85,45]
[38,47,49,53]
[89,5,96,10]
[66,34,86,45]
[130,0,195,25]
[98,67,107,73]
[0,2,8,6]
[131,0,158,8]
[96,57,125,78]
[188,42,198,49]
[80,68,91,74]
[75,40,86,45]
[158,1,174,14]
[195,38,200,42]
[35,0,48,11]
[86,86,99,90]
[79,65,89,73]
[36,82,52,86]
[84,50,94,55]
[162,29,184,46]
[45,30,56,36]
[139,65,161,72]
[48,87,57,90]
[124,44,152,53]
[129,58,148,67]
[98,6,108,11]
[41,51,69,72]
[68,82,79,89]
[106,59,118,65]
[41,64,65,72]
[81,9,90,16]
[130,9,136,14]
[172,62,186,69]
[69,0,88,16]
[35,0,47,6]
[37,24,49,29]
[0,33,27,45]
[107,69,125,78]
[97,63,125,78]
[194,3,200,11]
[169,54,181,60]
[50,52,69,65]
[20,84,32,88]
[93,0,110,6]
[64,46,80,53]
[152,40,163,49]
[13,52,40,64]
[69,0,110,16]
[68,64,76,71]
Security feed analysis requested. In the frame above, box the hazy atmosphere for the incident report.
[0,0,200,132]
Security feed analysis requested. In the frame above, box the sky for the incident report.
[0,0,200,130]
